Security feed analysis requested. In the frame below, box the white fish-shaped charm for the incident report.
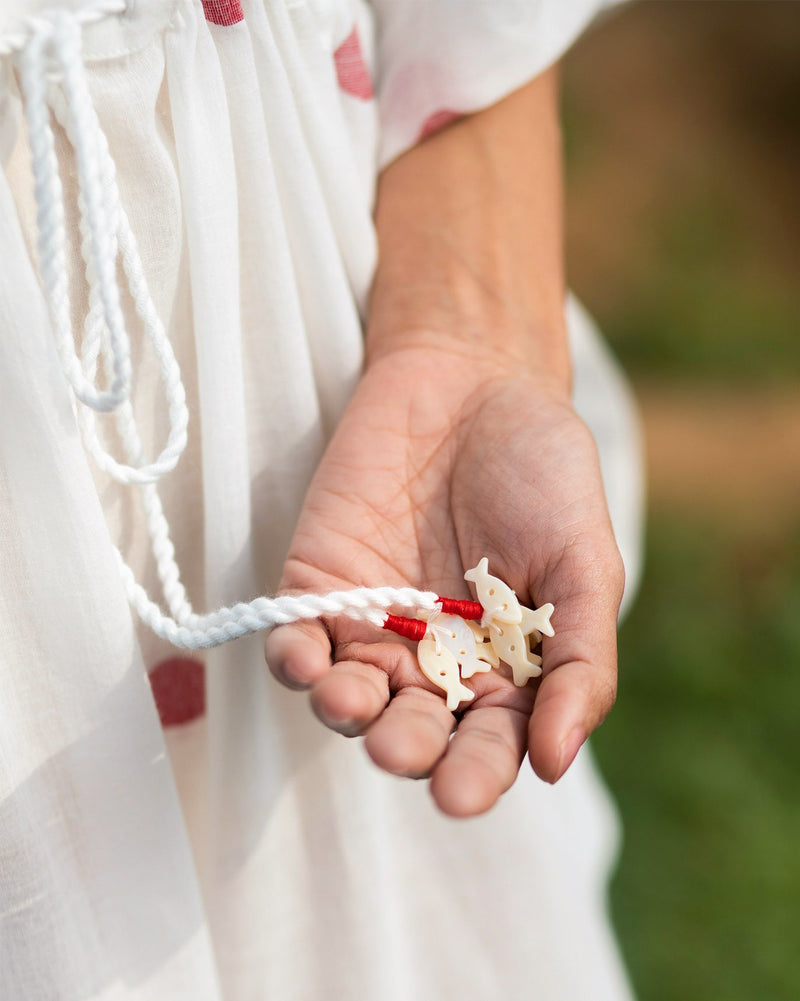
[430,614,493,680]
[464,557,554,688]
[519,603,555,639]
[464,620,499,676]
[417,632,475,711]
[487,621,543,686]
[464,556,522,624]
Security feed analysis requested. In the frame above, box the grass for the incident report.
[592,513,800,1001]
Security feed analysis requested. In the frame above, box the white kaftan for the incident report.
[0,1,642,998]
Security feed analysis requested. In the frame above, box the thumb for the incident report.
[263,559,342,690]
[528,542,625,783]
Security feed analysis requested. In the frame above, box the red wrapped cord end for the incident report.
[383,615,428,641]
[436,597,483,620]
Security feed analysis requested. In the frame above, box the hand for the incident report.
[264,342,625,817]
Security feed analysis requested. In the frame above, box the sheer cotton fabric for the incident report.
[373,0,620,164]
[0,1,638,999]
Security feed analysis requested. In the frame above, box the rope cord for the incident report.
[12,6,441,650]
[0,0,125,57]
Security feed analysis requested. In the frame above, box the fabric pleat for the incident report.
[0,117,221,1001]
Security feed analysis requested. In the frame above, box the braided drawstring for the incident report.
[11,4,441,649]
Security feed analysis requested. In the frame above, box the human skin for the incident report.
[264,66,625,818]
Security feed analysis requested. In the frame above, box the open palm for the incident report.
[265,344,624,817]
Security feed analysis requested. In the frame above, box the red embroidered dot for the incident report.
[148,657,206,727]
[202,0,244,27]
[418,109,462,142]
[333,27,374,100]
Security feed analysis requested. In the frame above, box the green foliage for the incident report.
[603,194,800,384]
[593,514,800,1001]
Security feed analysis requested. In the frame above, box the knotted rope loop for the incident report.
[0,1,125,57]
[17,11,131,413]
[15,5,189,485]
[12,4,441,650]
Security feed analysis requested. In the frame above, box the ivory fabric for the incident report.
[0,1,640,999]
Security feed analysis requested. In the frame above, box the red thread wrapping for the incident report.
[202,0,244,26]
[383,614,427,641]
[436,597,483,620]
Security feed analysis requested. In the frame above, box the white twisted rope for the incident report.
[0,0,125,56]
[118,563,440,649]
[17,10,131,413]
[12,5,440,649]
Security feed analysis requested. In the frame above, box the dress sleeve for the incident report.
[372,0,617,166]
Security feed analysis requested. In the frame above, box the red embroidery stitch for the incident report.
[333,26,374,100]
[202,0,244,27]
[418,109,462,142]
[148,657,206,727]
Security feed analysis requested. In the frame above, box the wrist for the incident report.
[366,68,570,392]
[363,327,573,406]
[366,283,571,391]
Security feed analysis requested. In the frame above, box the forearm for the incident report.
[368,67,570,390]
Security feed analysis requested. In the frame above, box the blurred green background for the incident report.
[562,3,800,999]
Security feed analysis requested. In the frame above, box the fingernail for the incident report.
[329,719,364,738]
[554,726,586,783]
[279,671,313,692]
[311,704,362,737]
[275,657,320,690]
